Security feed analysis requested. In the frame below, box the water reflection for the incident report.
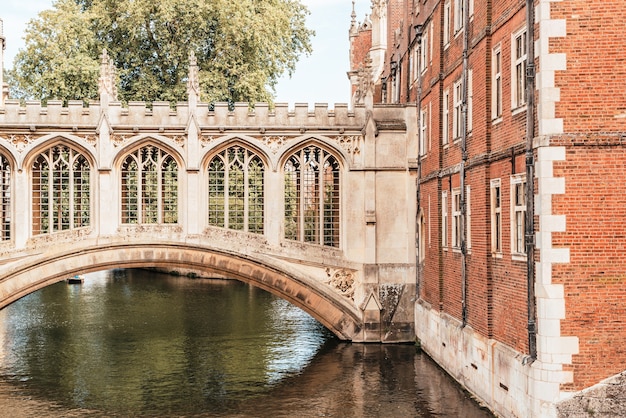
[0,269,492,417]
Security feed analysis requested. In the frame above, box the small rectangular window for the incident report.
[467,69,473,133]
[452,188,461,249]
[466,185,471,251]
[420,108,428,156]
[442,191,448,248]
[512,28,527,110]
[493,46,502,119]
[420,31,428,73]
[490,179,502,254]
[443,1,451,47]
[453,79,463,141]
[443,89,450,146]
[511,174,526,256]
[454,0,465,33]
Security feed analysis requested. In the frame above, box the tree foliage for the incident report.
[9,0,313,104]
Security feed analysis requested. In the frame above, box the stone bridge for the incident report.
[0,56,418,342]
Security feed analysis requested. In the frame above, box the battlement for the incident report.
[0,100,369,130]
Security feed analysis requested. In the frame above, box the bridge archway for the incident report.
[0,243,363,341]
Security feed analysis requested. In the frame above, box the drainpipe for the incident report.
[414,24,423,296]
[460,0,470,326]
[525,0,537,361]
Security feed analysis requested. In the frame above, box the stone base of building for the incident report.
[415,301,538,418]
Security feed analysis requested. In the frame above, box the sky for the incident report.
[1,0,371,107]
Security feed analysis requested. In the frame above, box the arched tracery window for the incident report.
[0,154,10,240]
[121,145,178,224]
[284,145,340,247]
[207,145,264,234]
[32,145,90,235]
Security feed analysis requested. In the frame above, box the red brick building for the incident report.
[350,0,626,416]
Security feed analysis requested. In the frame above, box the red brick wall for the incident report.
[349,25,373,97]
[552,140,626,390]
[547,0,626,391]
[551,0,626,133]
[368,0,626,392]
[413,0,533,353]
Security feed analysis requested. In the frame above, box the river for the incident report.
[0,269,493,417]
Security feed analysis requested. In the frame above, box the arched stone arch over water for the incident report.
[0,243,362,341]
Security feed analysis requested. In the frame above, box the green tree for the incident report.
[9,0,313,104]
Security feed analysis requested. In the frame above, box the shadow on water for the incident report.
[0,269,493,417]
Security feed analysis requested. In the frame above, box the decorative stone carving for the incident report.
[98,49,118,101]
[354,55,374,107]
[371,0,388,19]
[82,135,97,147]
[8,134,39,153]
[331,135,362,164]
[187,51,200,106]
[261,135,288,153]
[117,225,184,236]
[27,228,92,250]
[325,267,356,300]
[111,134,130,147]
[170,135,186,147]
[200,135,217,147]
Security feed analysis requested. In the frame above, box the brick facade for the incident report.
[352,0,626,416]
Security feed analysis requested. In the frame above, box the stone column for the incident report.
[13,167,29,248]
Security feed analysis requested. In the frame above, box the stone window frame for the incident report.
[442,190,448,249]
[492,44,503,122]
[443,1,451,48]
[452,187,462,250]
[419,106,428,157]
[0,154,10,241]
[206,144,265,234]
[453,78,463,142]
[442,88,450,147]
[490,178,502,256]
[510,173,527,260]
[283,144,341,248]
[511,27,528,113]
[31,144,91,236]
[120,144,179,225]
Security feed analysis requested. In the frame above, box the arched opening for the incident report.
[206,144,265,234]
[120,144,179,225]
[283,144,340,248]
[31,144,91,235]
[0,153,11,241]
[0,244,362,341]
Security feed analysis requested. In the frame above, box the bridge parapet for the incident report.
[0,99,366,131]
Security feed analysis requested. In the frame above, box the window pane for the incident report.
[208,146,264,234]
[284,146,340,248]
[32,146,90,235]
[0,155,10,240]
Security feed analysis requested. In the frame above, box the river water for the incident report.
[0,269,493,417]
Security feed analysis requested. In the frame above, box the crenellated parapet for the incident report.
[0,100,366,131]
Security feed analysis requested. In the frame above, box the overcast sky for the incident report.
[2,0,371,107]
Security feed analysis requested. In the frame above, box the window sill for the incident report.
[511,105,527,117]
[512,253,527,262]
[492,116,502,126]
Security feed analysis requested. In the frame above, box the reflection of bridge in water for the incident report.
[0,52,418,342]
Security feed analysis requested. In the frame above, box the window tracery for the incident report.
[121,145,178,224]
[207,145,264,234]
[284,145,340,248]
[32,145,90,235]
[0,154,10,240]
